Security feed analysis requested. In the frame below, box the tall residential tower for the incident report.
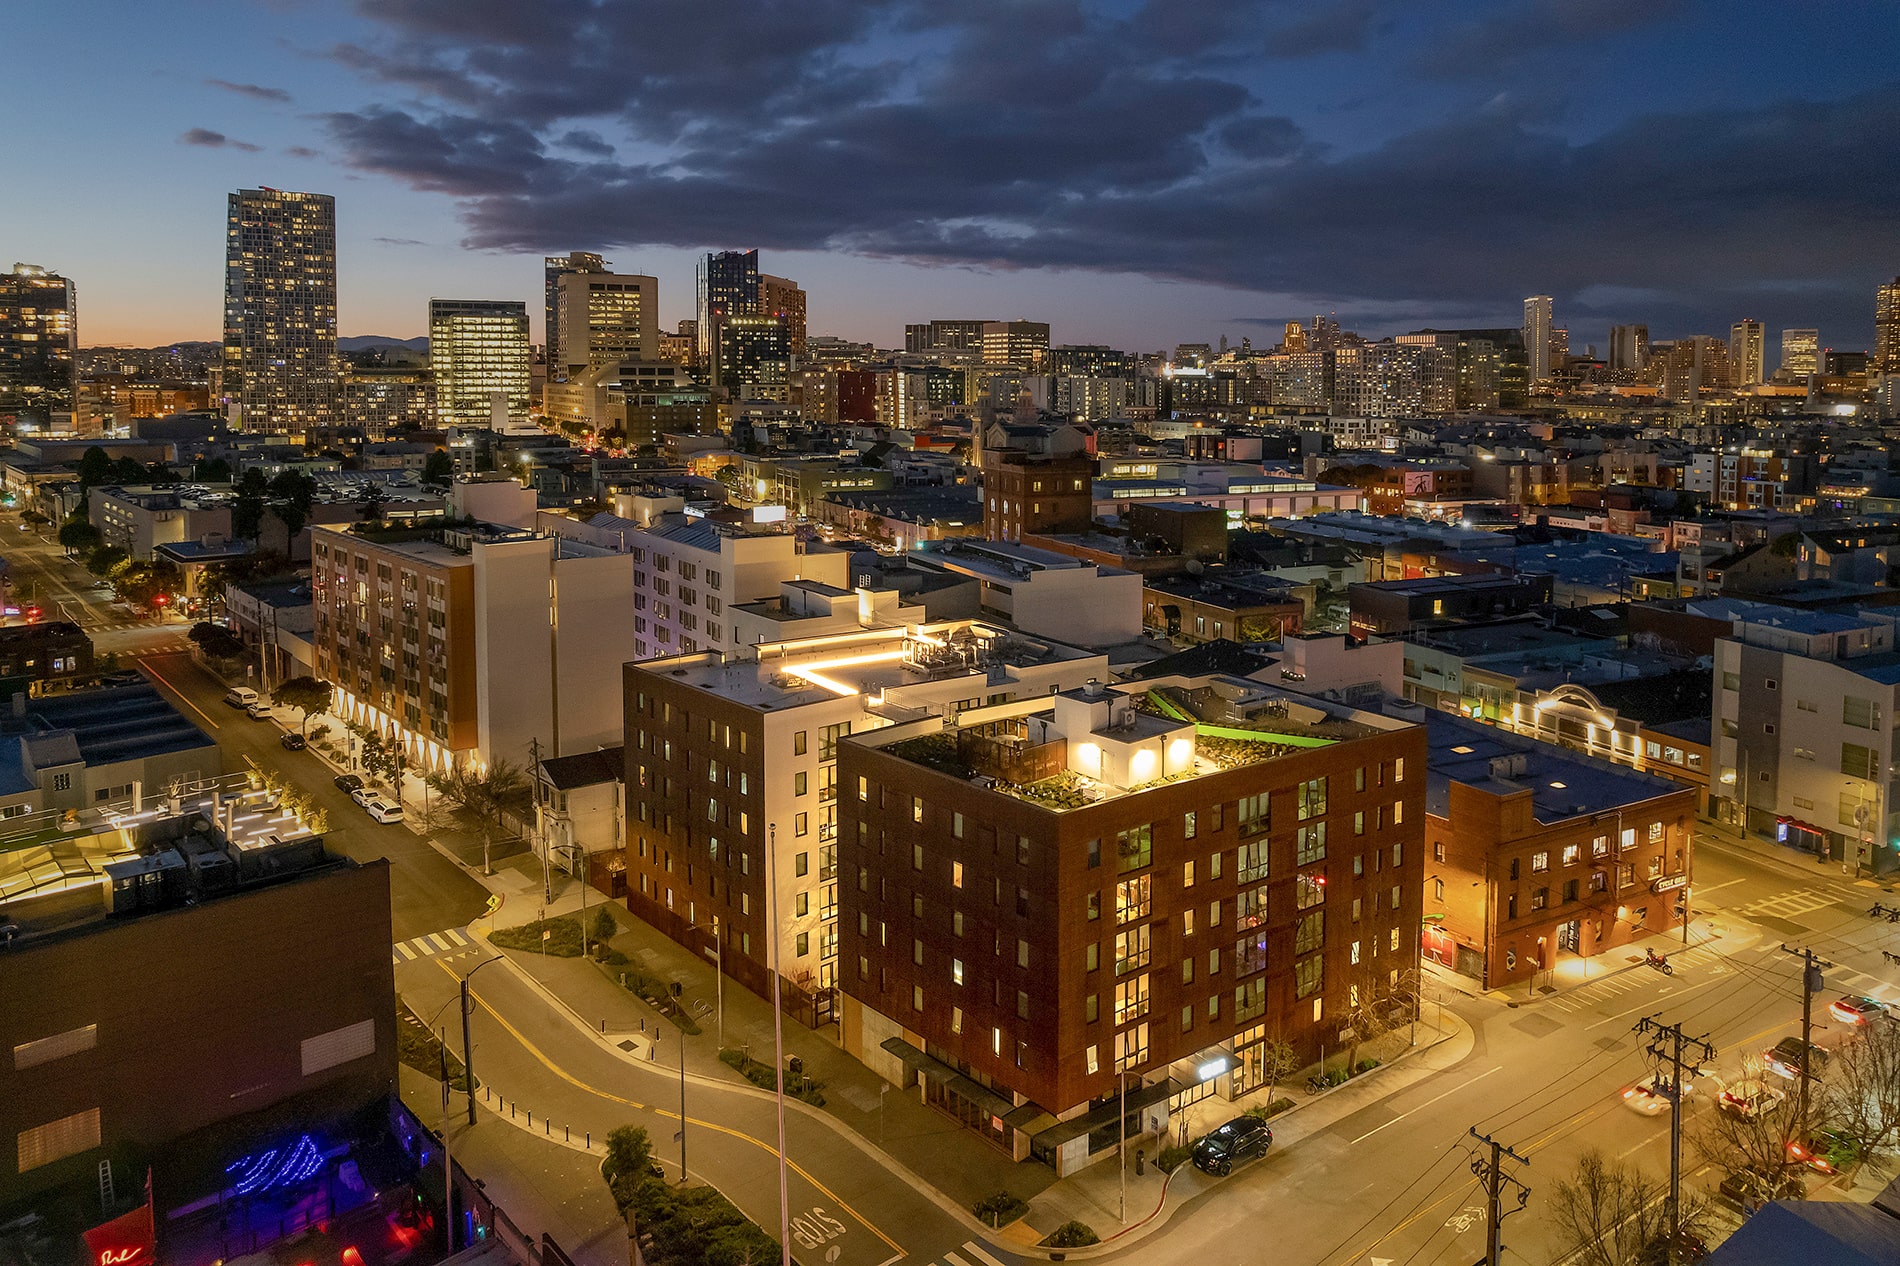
[1523,296,1553,382]
[695,250,760,361]
[1729,319,1765,387]
[543,251,606,381]
[223,188,340,432]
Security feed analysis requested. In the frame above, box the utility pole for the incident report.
[1633,1015,1716,1262]
[1467,1128,1530,1266]
[1778,944,1832,1147]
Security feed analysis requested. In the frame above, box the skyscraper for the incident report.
[1780,328,1820,378]
[553,269,657,376]
[543,251,606,381]
[695,250,759,360]
[757,274,807,356]
[1523,296,1553,381]
[0,264,77,425]
[429,300,531,428]
[1729,319,1765,386]
[223,188,340,432]
[1608,324,1649,373]
[1875,278,1900,375]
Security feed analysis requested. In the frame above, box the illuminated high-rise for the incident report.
[223,188,340,432]
[1780,328,1820,378]
[981,319,1051,370]
[758,274,807,356]
[1523,295,1553,381]
[695,250,759,360]
[1729,319,1764,386]
[0,263,77,424]
[554,269,657,377]
[1876,278,1900,374]
[428,299,531,427]
[543,251,606,381]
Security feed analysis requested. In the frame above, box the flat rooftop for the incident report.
[1420,710,1686,823]
[636,623,1097,712]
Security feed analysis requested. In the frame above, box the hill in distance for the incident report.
[339,335,429,351]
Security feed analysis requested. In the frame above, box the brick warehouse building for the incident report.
[838,675,1425,1172]
[1416,708,1696,990]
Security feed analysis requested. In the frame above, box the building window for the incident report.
[1116,875,1151,924]
[1294,910,1324,955]
[1433,877,1444,901]
[1432,841,1445,862]
[1117,824,1153,872]
[1294,955,1323,999]
[1295,871,1325,911]
[15,1108,101,1173]
[1297,777,1327,820]
[1238,793,1269,835]
[1531,851,1549,873]
[1184,810,1197,839]
[1297,822,1327,866]
[1561,844,1580,867]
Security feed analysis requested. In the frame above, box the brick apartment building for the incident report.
[620,619,1107,1023]
[1417,709,1696,990]
[838,675,1424,1171]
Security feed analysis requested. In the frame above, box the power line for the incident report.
[1468,1128,1531,1266]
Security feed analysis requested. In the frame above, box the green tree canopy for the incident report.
[422,450,455,485]
[57,520,101,555]
[271,676,334,733]
[86,545,129,577]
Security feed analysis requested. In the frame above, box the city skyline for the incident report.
[8,0,1900,350]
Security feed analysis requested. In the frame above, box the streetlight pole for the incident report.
[1118,1062,1128,1225]
[459,955,504,1127]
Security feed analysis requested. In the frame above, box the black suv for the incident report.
[1190,1117,1272,1176]
[1762,1036,1830,1082]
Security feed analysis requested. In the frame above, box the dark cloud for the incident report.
[1418,0,1693,78]
[181,127,263,152]
[373,236,428,246]
[1264,0,1383,58]
[556,129,614,157]
[286,145,321,159]
[207,78,293,103]
[321,0,1900,339]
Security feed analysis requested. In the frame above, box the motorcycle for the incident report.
[1644,948,1674,976]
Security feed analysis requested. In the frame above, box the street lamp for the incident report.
[457,955,505,1126]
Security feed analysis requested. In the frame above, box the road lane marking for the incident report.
[137,656,220,729]
[943,1253,972,1266]
[433,957,906,1258]
[959,1243,1008,1266]
[1349,1066,1503,1145]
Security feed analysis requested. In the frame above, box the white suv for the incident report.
[362,797,405,825]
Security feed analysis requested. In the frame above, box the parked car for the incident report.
[1830,995,1889,1026]
[349,786,375,807]
[223,686,259,708]
[279,732,307,751]
[1190,1116,1272,1177]
[334,773,364,795]
[1763,1037,1830,1082]
[1621,1074,1696,1116]
[1790,1128,1861,1175]
[362,797,404,825]
[245,701,271,720]
[1718,1079,1787,1119]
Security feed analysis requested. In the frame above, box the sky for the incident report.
[6,0,1900,356]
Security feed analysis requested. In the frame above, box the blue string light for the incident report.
[225,1135,325,1195]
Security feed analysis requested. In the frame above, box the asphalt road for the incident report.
[134,646,491,940]
[1111,835,1900,1266]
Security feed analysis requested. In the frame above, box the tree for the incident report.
[1822,1018,1900,1160]
[188,621,245,660]
[1550,1150,1709,1266]
[57,519,101,556]
[77,446,115,488]
[1693,1056,1809,1195]
[428,757,529,874]
[1253,1035,1304,1100]
[193,456,232,483]
[231,469,268,540]
[86,545,129,577]
[268,470,318,536]
[359,490,386,522]
[421,450,455,486]
[111,456,150,483]
[271,676,334,735]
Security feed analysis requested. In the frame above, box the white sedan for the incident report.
[1622,1075,1696,1116]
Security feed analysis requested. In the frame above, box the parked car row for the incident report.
[226,690,404,826]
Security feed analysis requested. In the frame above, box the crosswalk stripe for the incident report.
[425,932,452,952]
[396,942,419,959]
[447,928,470,946]
[960,1240,1008,1266]
[942,1253,972,1266]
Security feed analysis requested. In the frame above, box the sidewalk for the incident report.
[423,851,1489,1253]
[1697,816,1897,891]
[1427,914,1743,1009]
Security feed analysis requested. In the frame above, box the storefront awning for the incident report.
[1031,1078,1179,1150]
[880,1037,1015,1119]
